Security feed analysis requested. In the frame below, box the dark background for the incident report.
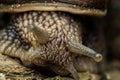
[106,0,120,61]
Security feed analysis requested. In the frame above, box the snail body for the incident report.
[0,0,107,80]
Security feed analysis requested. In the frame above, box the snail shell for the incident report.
[0,0,107,16]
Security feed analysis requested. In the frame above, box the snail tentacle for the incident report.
[66,62,80,80]
[27,24,49,46]
[68,40,103,62]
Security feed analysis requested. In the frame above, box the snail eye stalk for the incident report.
[27,24,49,45]
[68,40,103,62]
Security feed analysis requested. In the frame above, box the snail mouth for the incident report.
[0,0,107,16]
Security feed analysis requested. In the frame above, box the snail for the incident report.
[0,0,107,80]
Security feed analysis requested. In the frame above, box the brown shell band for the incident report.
[0,0,107,16]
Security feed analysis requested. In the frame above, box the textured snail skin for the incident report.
[0,11,102,80]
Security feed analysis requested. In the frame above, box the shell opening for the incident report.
[0,1,107,16]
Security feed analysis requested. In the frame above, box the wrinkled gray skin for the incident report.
[0,11,102,80]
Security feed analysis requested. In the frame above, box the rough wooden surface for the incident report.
[0,54,103,80]
[0,53,120,80]
[0,54,43,80]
